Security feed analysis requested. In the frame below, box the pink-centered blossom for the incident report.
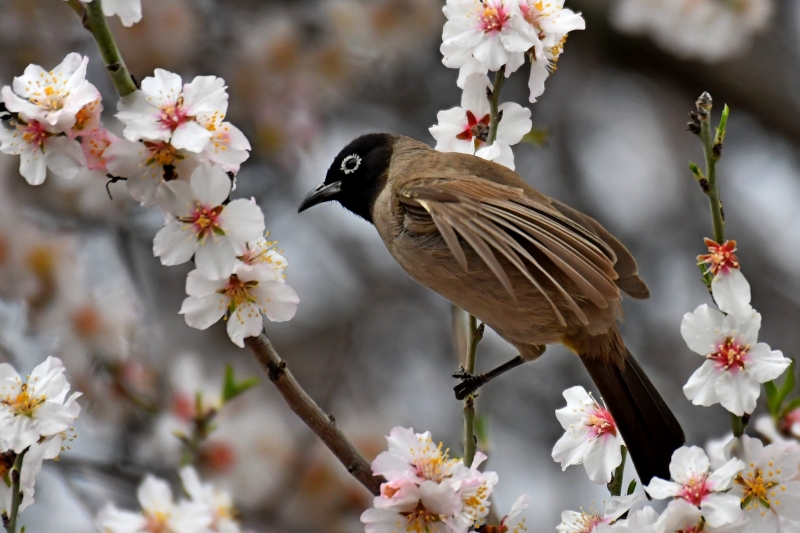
[80,127,118,171]
[681,271,790,416]
[116,70,229,153]
[644,446,744,528]
[441,0,538,81]
[552,385,624,484]
[557,493,645,533]
[180,264,299,347]
[153,164,264,279]
[0,117,85,185]
[429,73,531,169]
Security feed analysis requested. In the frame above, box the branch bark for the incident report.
[245,333,383,496]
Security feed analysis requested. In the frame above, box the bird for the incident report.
[298,133,684,485]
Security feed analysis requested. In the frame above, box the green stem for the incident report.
[487,67,506,145]
[607,446,627,497]
[6,449,28,533]
[695,95,744,436]
[75,0,137,97]
[463,315,483,466]
[730,412,745,438]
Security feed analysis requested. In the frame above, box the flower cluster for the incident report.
[0,357,81,518]
[681,240,790,416]
[432,0,584,169]
[551,386,624,485]
[611,0,772,62]
[1,55,299,347]
[362,427,510,533]
[97,466,242,533]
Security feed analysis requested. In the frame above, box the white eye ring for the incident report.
[340,154,362,174]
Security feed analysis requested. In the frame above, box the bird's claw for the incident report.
[452,367,487,401]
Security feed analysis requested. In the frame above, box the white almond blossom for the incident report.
[611,0,772,63]
[557,493,645,533]
[68,0,143,27]
[681,271,790,416]
[727,435,800,532]
[1,53,100,133]
[0,356,81,453]
[0,117,85,185]
[104,138,201,206]
[180,263,299,347]
[199,117,251,174]
[96,474,213,533]
[364,427,498,533]
[552,385,624,485]
[441,0,538,80]
[116,70,229,153]
[644,446,744,528]
[518,0,585,102]
[180,466,241,533]
[153,164,264,279]
[429,73,531,170]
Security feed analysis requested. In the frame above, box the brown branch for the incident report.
[244,333,383,496]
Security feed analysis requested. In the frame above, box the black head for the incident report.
[298,133,394,223]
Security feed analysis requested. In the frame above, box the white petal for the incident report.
[712,269,751,315]
[226,302,264,347]
[153,222,197,265]
[254,280,299,322]
[681,304,725,355]
[170,121,213,153]
[182,75,228,117]
[582,436,622,484]
[185,269,226,297]
[723,309,761,347]
[644,477,681,500]
[141,69,182,107]
[219,198,265,243]
[701,493,744,528]
[528,57,550,102]
[189,164,231,206]
[551,430,592,470]
[716,370,760,416]
[44,136,86,179]
[745,344,791,384]
[684,360,722,406]
[473,37,510,71]
[669,446,710,484]
[495,102,532,145]
[194,238,237,280]
[460,74,492,117]
[19,146,48,185]
[137,475,174,513]
[101,0,143,26]
[154,179,195,216]
[180,294,226,330]
[707,458,746,492]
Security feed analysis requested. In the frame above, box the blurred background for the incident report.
[1,0,800,531]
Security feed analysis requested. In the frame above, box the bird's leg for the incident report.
[452,355,524,400]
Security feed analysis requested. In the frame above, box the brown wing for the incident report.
[397,175,621,327]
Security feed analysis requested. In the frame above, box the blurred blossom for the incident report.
[551,386,624,485]
[0,434,63,516]
[755,410,800,444]
[611,0,772,62]
[180,466,242,533]
[96,474,213,533]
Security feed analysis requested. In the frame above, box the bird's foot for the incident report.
[452,365,489,401]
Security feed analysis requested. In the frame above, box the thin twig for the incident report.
[463,316,484,466]
[244,333,383,496]
[6,449,28,533]
[487,67,506,145]
[74,0,137,96]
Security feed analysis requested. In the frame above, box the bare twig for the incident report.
[244,333,383,496]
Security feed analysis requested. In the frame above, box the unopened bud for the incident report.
[696,92,712,118]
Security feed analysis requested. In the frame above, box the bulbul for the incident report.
[299,133,684,484]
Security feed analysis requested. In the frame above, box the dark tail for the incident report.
[581,348,685,485]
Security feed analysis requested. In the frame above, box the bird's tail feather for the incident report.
[581,348,684,485]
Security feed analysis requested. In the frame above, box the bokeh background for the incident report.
[1,0,800,531]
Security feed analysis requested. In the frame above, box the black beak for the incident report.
[298,182,342,213]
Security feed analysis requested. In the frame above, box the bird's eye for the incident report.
[340,154,362,174]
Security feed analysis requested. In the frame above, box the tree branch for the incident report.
[244,333,383,496]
